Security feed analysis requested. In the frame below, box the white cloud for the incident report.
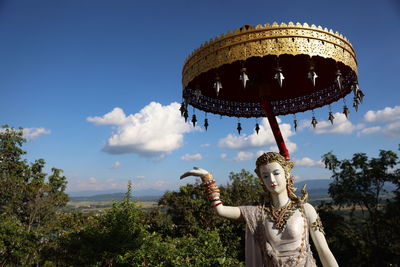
[383,121,400,139]
[87,107,127,125]
[356,106,400,139]
[364,106,400,123]
[200,143,210,148]
[87,102,195,157]
[220,151,256,162]
[358,126,381,136]
[22,127,51,140]
[181,153,202,161]
[298,106,400,139]
[294,157,324,167]
[232,151,254,161]
[136,175,145,179]
[302,113,363,134]
[218,118,297,153]
[111,161,121,169]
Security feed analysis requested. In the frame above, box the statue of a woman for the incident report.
[181,152,338,267]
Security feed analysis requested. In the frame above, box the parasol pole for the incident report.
[260,98,290,161]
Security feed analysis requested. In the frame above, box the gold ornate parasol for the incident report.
[180,22,364,160]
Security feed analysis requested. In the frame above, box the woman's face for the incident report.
[259,162,287,195]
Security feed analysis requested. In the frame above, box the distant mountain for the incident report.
[295,179,331,198]
[295,179,331,190]
[295,179,396,199]
[68,180,333,202]
[68,188,166,202]
[68,179,396,203]
[69,193,162,202]
[68,188,165,197]
[68,189,124,197]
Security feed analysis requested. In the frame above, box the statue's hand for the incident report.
[180,167,209,181]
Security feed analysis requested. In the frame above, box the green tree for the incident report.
[52,186,148,266]
[322,148,400,266]
[50,183,242,266]
[223,169,268,206]
[0,126,69,265]
[157,169,267,263]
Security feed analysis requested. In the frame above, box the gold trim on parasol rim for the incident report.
[182,22,357,89]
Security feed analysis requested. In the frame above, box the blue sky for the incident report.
[1,0,399,194]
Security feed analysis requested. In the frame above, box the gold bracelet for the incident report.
[205,185,220,194]
[208,192,220,200]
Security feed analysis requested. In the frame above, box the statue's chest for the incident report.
[263,209,305,245]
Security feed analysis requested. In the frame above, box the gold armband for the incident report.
[310,216,325,235]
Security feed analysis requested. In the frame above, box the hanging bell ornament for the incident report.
[311,116,318,128]
[307,67,318,87]
[204,118,209,131]
[357,89,365,104]
[237,122,242,135]
[255,123,260,134]
[274,67,285,88]
[352,83,358,95]
[335,70,342,90]
[179,102,185,117]
[191,114,197,127]
[353,97,359,112]
[183,110,189,122]
[213,77,222,96]
[352,83,365,104]
[240,67,249,89]
[193,88,202,101]
[293,119,298,131]
[328,112,335,124]
[343,105,350,118]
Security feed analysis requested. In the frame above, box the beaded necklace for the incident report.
[263,200,299,231]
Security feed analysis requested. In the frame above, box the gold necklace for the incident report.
[264,200,298,231]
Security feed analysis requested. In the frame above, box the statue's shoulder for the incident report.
[302,202,318,222]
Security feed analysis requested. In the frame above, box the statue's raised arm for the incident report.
[180,152,338,267]
[180,167,241,220]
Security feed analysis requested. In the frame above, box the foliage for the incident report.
[46,185,242,266]
[117,229,242,266]
[0,126,69,265]
[49,193,147,265]
[223,169,267,206]
[157,169,267,263]
[0,214,38,266]
[322,148,400,266]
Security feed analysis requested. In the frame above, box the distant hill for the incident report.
[295,179,331,198]
[69,193,160,202]
[68,188,165,197]
[69,179,334,202]
[68,179,396,203]
[68,188,166,202]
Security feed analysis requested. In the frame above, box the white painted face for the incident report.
[259,162,288,195]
